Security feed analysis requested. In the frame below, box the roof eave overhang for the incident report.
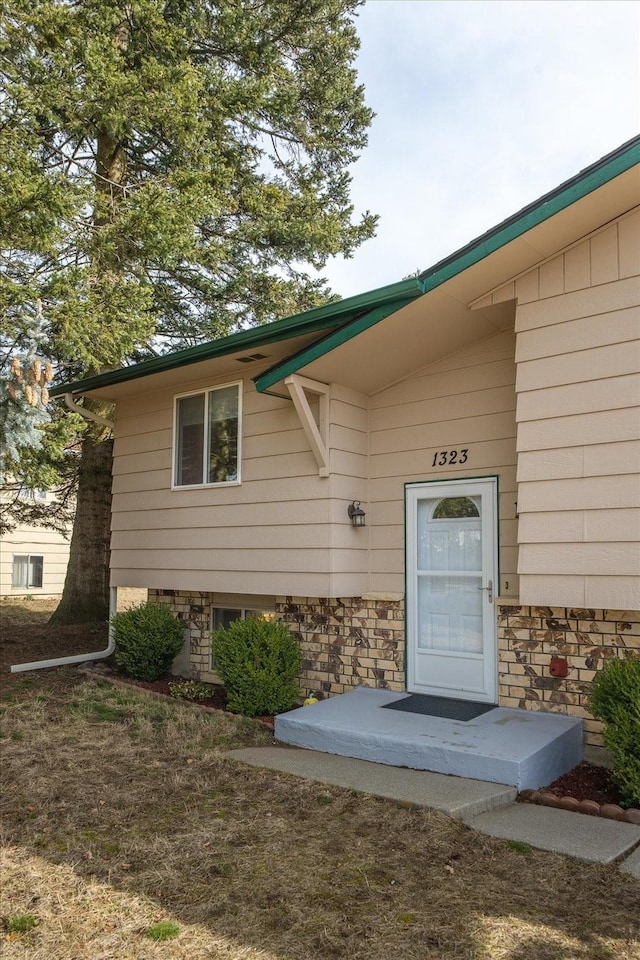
[49,277,420,399]
[255,135,640,393]
[254,137,640,392]
[50,135,640,402]
[253,292,422,393]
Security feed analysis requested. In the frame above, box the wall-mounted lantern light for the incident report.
[348,500,366,527]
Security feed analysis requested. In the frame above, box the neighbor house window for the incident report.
[210,606,275,670]
[12,555,44,589]
[18,487,47,501]
[174,383,241,487]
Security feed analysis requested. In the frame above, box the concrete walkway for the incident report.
[226,746,640,875]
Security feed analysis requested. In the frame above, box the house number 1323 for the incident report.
[432,449,468,467]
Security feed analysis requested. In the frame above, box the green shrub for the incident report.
[590,657,640,807]
[212,617,301,717]
[112,602,185,681]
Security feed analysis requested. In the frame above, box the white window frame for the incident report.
[172,381,242,489]
[12,554,44,590]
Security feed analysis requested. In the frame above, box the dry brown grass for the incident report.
[1,604,639,959]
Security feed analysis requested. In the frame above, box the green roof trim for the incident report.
[50,136,639,400]
[255,136,640,391]
[416,135,640,295]
[49,277,419,397]
[254,291,421,392]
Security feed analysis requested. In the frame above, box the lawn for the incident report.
[1,601,639,959]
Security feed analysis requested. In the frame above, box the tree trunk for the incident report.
[51,70,127,625]
[49,431,113,624]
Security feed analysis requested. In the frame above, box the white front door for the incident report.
[406,477,498,703]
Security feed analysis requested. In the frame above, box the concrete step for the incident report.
[275,687,583,790]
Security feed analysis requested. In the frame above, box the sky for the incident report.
[319,0,640,298]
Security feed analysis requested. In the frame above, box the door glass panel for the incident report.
[417,501,481,570]
[417,574,483,653]
[416,495,484,654]
[432,496,479,519]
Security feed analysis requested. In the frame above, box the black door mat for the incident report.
[381,694,495,722]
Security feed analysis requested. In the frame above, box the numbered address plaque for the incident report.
[431,448,468,468]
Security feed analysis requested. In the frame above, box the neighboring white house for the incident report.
[0,489,71,598]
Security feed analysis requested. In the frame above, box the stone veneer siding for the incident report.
[149,589,405,694]
[276,596,405,697]
[149,589,639,747]
[498,602,640,747]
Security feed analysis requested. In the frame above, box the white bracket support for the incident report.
[284,374,330,477]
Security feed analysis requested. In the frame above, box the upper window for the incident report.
[12,555,44,589]
[174,383,241,487]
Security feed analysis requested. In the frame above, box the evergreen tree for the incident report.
[0,0,377,621]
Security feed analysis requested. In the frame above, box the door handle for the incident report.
[477,580,493,603]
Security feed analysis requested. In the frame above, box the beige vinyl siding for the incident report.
[0,522,70,597]
[485,208,640,609]
[368,330,518,596]
[325,384,369,594]
[110,370,370,597]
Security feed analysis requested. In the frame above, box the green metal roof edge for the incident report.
[417,135,640,294]
[49,276,419,397]
[254,292,422,392]
[51,137,639,400]
[256,136,640,392]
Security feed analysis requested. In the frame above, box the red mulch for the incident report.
[544,761,624,808]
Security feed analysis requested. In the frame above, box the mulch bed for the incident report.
[544,761,623,807]
[111,672,229,711]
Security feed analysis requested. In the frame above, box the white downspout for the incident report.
[9,578,118,673]
[8,394,118,673]
[64,393,114,429]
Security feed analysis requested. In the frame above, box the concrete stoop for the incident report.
[274,687,583,791]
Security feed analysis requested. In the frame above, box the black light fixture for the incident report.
[348,500,366,527]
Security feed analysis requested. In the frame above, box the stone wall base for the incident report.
[498,602,640,747]
[276,596,405,697]
[148,589,639,748]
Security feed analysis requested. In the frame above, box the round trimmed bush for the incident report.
[212,617,301,717]
[112,602,185,681]
[590,656,640,807]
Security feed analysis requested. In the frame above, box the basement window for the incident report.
[210,606,275,671]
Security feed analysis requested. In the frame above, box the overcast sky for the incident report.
[319,0,640,298]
